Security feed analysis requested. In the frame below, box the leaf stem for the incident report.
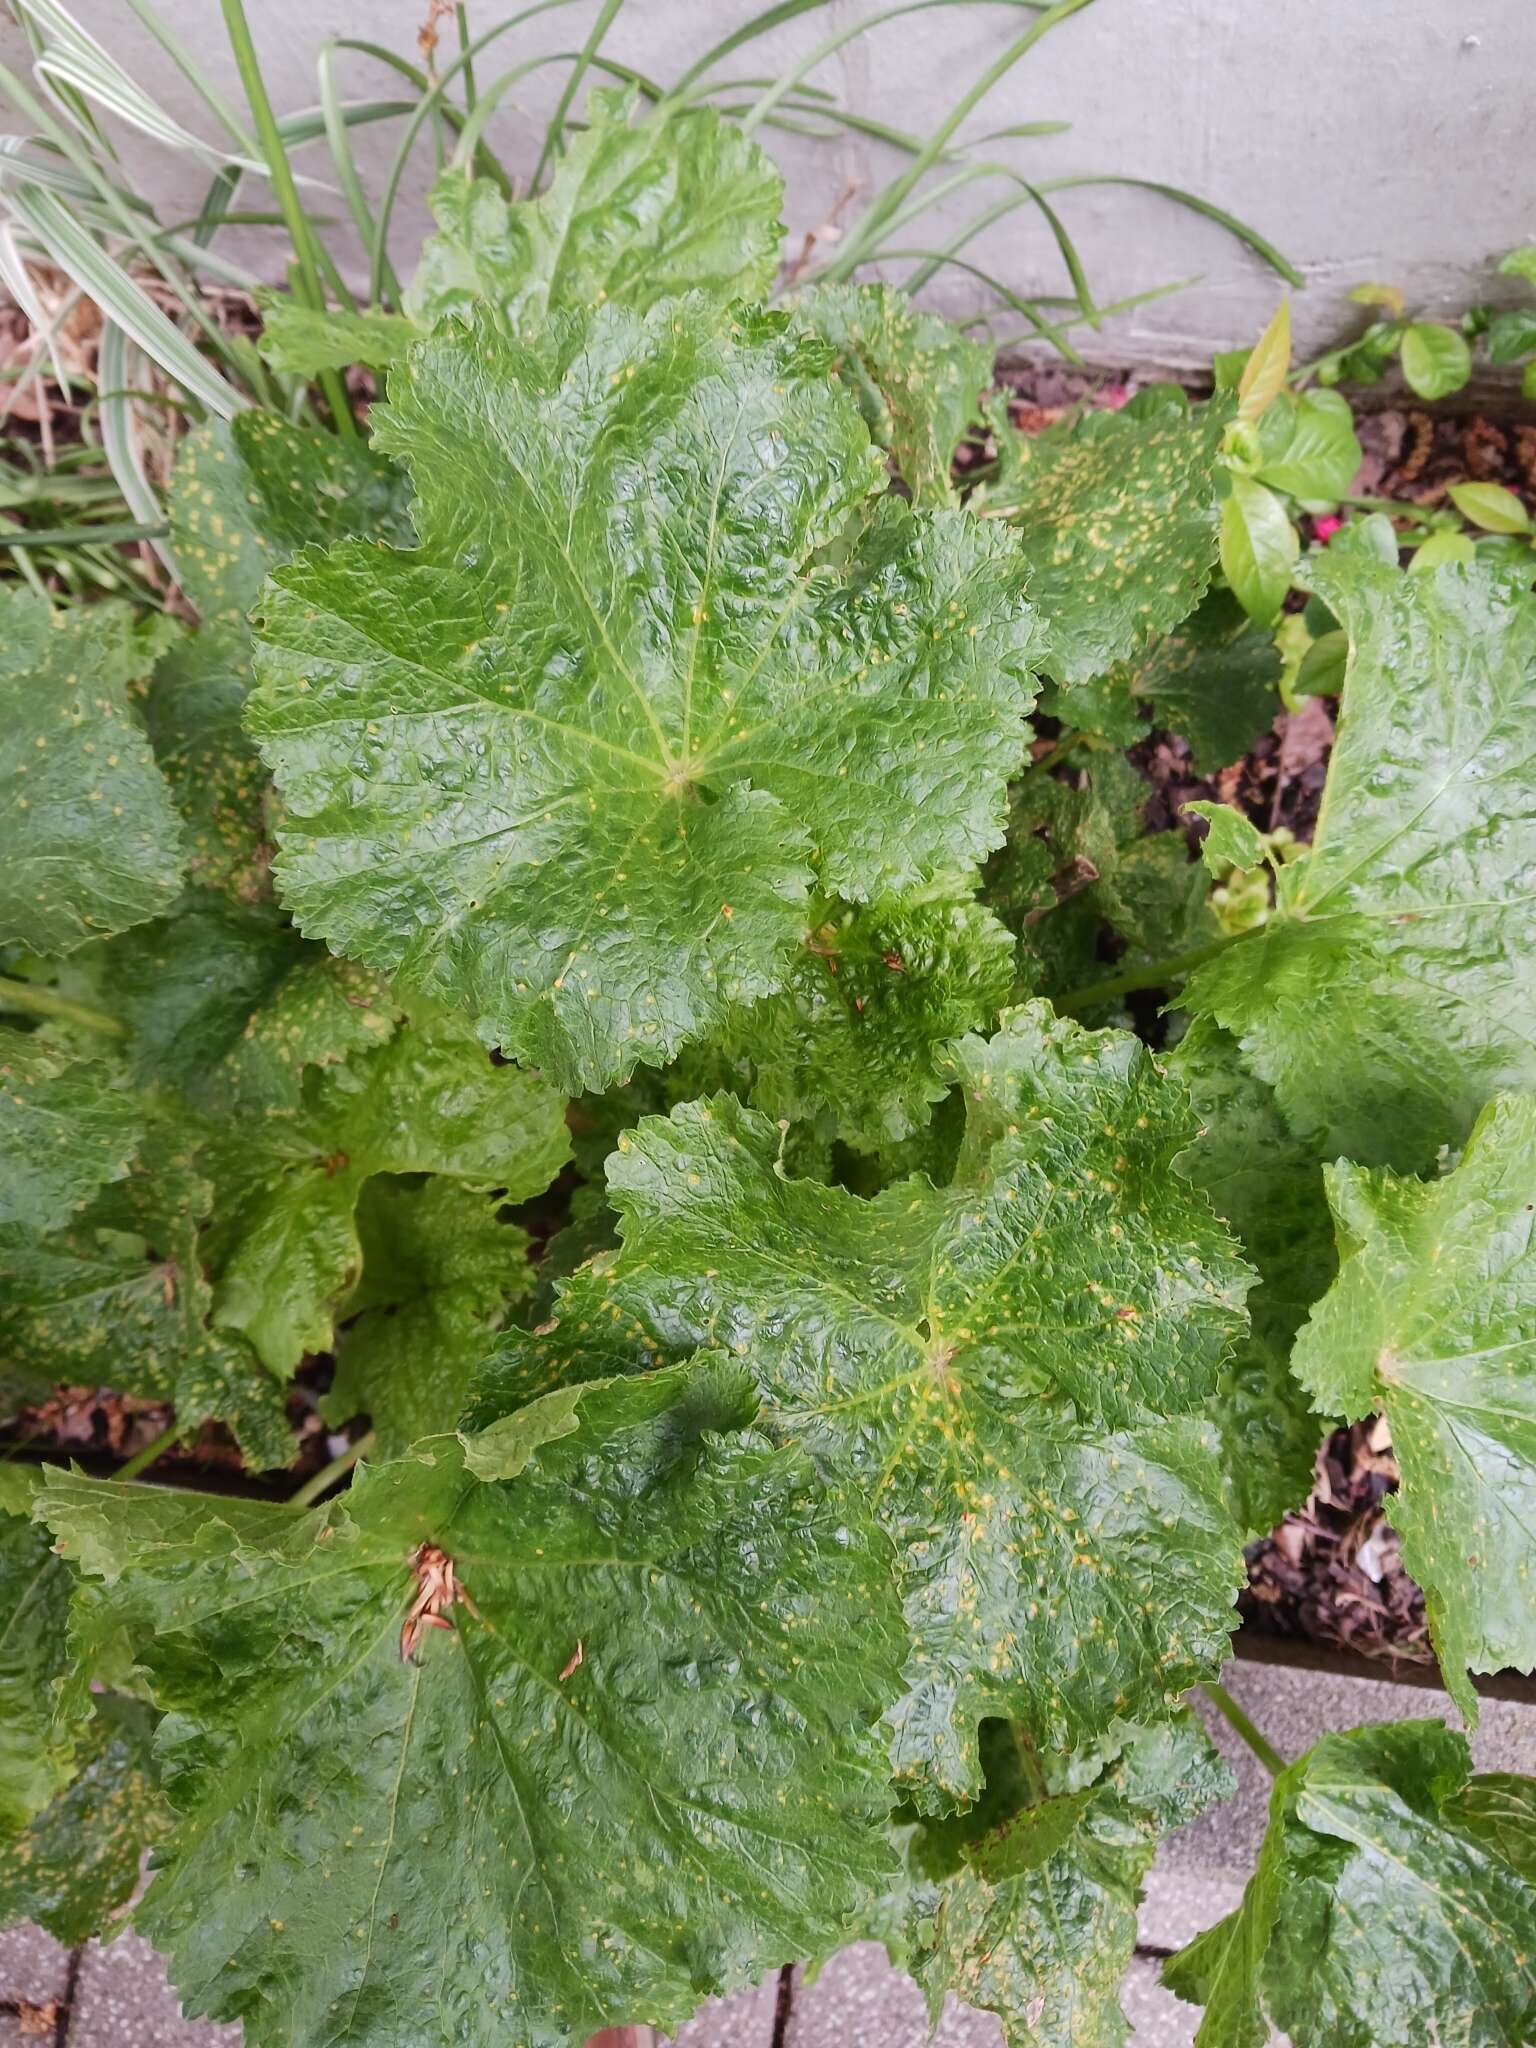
[1052,927,1258,1015]
[116,1420,183,1483]
[1019,728,1084,784]
[0,974,126,1039]
[290,1429,376,1509]
[1201,1680,1286,1778]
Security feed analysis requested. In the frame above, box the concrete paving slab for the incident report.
[66,1932,239,2048]
[1120,1958,1198,2048]
[786,1942,1003,2047]
[0,1923,71,2005]
[670,1971,779,2045]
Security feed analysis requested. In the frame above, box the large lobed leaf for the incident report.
[980,391,1229,687]
[409,87,784,335]
[0,1466,76,1834]
[0,590,184,955]
[476,1004,1252,1804]
[1293,1091,1536,1717]
[1185,526,1536,1171]
[37,1360,906,2047]
[898,1713,1234,2048]
[248,298,1039,1091]
[1165,1721,1536,2048]
[0,1029,141,1239]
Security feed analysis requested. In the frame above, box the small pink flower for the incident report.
[1100,384,1130,410]
[1312,514,1343,543]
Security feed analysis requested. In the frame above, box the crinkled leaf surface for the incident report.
[0,1107,293,1468]
[1185,531,1536,1169]
[1172,1020,1334,1536]
[257,297,414,375]
[1292,1093,1536,1716]
[248,300,1038,1090]
[0,1693,170,1943]
[1124,590,1280,773]
[0,1466,76,1833]
[787,283,993,506]
[730,894,1014,1146]
[0,1028,141,1236]
[204,1000,569,1374]
[169,411,413,624]
[484,1005,1250,1802]
[37,1360,906,2048]
[408,88,783,332]
[900,1715,1233,2048]
[984,398,1228,686]
[323,1179,534,1458]
[141,623,270,901]
[0,590,184,955]
[1164,1721,1536,2048]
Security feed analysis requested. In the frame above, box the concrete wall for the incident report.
[12,0,1536,373]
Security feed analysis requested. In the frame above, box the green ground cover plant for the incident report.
[2,49,1534,2048]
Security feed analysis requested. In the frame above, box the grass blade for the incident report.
[1033,173,1302,285]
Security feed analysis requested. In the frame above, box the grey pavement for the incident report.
[6,1657,1532,2046]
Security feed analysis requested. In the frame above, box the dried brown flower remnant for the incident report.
[399,1543,479,1662]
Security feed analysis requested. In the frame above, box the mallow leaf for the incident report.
[248,299,1038,1091]
[0,590,184,955]
[407,86,783,332]
[728,894,1015,1146]
[1292,1092,1536,1718]
[981,394,1229,685]
[1172,1019,1335,1537]
[1185,527,1536,1170]
[169,410,413,625]
[1164,1721,1536,2048]
[0,1028,141,1237]
[0,1693,170,1944]
[203,1000,570,1375]
[323,1179,535,1458]
[0,1106,294,1469]
[1125,590,1280,772]
[482,1004,1251,1803]
[37,1359,906,2048]
[0,1466,76,1833]
[899,1715,1234,2048]
[141,624,271,901]
[786,282,993,505]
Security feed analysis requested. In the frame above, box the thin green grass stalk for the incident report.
[221,0,356,435]
[1034,173,1302,285]
[533,0,625,187]
[829,0,1098,276]
[451,50,662,174]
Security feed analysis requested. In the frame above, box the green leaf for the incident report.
[168,411,413,625]
[0,1693,171,1944]
[0,1467,76,1833]
[1523,358,1536,403]
[0,1029,141,1237]
[901,1715,1234,2048]
[1254,389,1361,503]
[205,1001,570,1374]
[1484,307,1536,366]
[986,397,1229,685]
[1185,525,1536,1169]
[1291,1094,1536,1718]
[1172,1019,1335,1537]
[1237,300,1290,423]
[1184,801,1267,876]
[408,87,783,333]
[1498,244,1536,285]
[1164,1721,1536,2048]
[1123,588,1281,772]
[322,1179,535,1459]
[257,296,415,375]
[1447,481,1532,535]
[1408,532,1477,576]
[1291,624,1351,688]
[1400,321,1472,400]
[0,590,184,956]
[728,894,1015,1147]
[785,282,993,506]
[141,623,270,901]
[37,1360,907,2046]
[488,1005,1251,1802]
[248,300,1038,1092]
[1219,475,1298,626]
[0,1105,293,1469]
